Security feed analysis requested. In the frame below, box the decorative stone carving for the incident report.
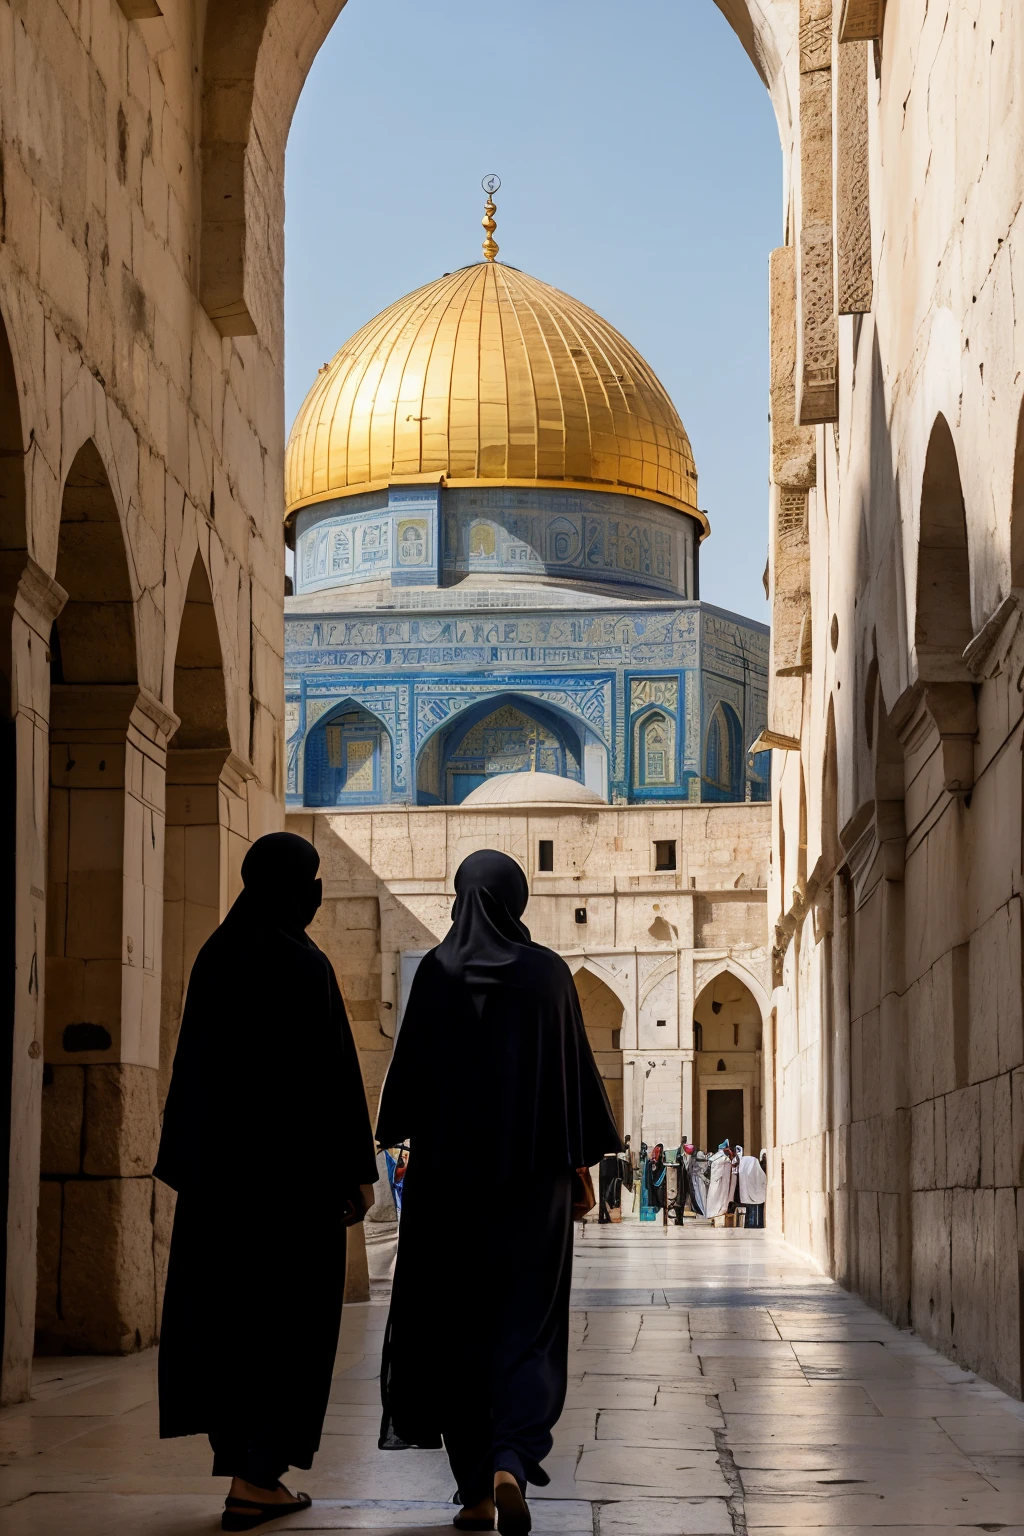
[769,248,817,491]
[836,41,873,314]
[797,1,839,425]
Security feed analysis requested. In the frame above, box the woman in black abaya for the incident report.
[155,832,378,1533]
[376,850,621,1536]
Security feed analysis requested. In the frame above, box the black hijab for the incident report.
[233,830,323,935]
[434,850,533,987]
[376,849,621,1175]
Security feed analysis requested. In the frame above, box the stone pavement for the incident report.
[2,1224,1023,1534]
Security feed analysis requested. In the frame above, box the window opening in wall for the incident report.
[716,1058,726,1071]
[656,1018,666,1028]
[574,907,587,924]
[693,1020,703,1051]
[654,839,676,871]
[538,838,553,872]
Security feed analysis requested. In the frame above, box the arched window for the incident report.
[642,713,670,783]
[304,701,390,806]
[706,709,726,789]
[704,702,744,800]
[418,694,583,805]
[630,707,677,794]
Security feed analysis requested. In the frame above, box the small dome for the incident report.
[285,261,702,530]
[459,772,606,807]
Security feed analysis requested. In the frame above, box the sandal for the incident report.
[494,1482,531,1536]
[222,1491,313,1531]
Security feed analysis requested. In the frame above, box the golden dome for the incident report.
[285,262,703,530]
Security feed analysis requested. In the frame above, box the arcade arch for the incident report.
[160,554,233,1105]
[573,965,625,1135]
[38,441,148,1354]
[914,416,974,677]
[692,969,764,1153]
[199,0,787,341]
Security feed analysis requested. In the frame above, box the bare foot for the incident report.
[494,1471,519,1491]
[228,1478,305,1506]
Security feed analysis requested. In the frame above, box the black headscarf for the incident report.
[434,850,533,987]
[234,829,323,934]
[376,849,621,1175]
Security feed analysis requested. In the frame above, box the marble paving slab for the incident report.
[4,1228,1023,1535]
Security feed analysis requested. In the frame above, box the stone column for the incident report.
[38,685,178,1355]
[2,559,67,1405]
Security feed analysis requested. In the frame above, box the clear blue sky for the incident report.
[284,0,781,620]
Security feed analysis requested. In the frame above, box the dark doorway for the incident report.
[706,1088,744,1150]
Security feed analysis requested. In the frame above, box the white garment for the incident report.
[738,1154,767,1204]
[704,1151,733,1217]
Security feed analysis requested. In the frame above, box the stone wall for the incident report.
[286,802,772,1156]
[763,2,1024,1398]
[0,0,324,1401]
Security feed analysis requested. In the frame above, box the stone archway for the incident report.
[692,968,764,1154]
[160,552,233,1103]
[574,965,625,1134]
[197,0,791,340]
[37,441,164,1358]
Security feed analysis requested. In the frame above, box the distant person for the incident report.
[155,833,378,1533]
[739,1148,768,1228]
[375,850,621,1536]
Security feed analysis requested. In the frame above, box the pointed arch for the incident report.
[567,954,632,1013]
[53,441,138,686]
[694,957,771,1022]
[573,962,626,1135]
[305,695,394,805]
[161,552,235,1106]
[202,0,786,338]
[704,701,745,801]
[915,415,973,679]
[170,553,230,751]
[693,961,767,1154]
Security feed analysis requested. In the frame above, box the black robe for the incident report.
[155,832,378,1471]
[375,850,621,1497]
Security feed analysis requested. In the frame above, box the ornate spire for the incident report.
[481,174,500,262]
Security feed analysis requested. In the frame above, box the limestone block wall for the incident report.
[286,802,771,1158]
[761,2,1024,1398]
[0,0,340,1401]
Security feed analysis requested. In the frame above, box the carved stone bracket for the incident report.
[963,593,1022,679]
[838,0,884,43]
[13,557,68,634]
[892,680,977,796]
